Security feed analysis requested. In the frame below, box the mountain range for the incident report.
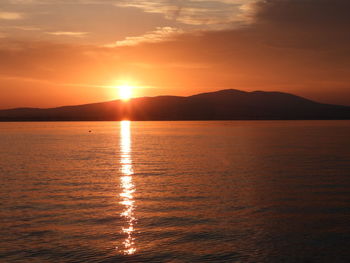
[1,89,349,121]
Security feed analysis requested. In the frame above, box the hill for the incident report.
[1,89,349,121]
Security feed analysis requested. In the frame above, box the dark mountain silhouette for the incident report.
[1,89,349,121]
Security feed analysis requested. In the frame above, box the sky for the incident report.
[0,0,350,108]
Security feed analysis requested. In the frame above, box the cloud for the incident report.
[0,25,41,31]
[115,0,252,26]
[11,26,41,31]
[108,27,183,47]
[0,11,23,20]
[246,0,350,50]
[251,0,350,27]
[46,31,89,37]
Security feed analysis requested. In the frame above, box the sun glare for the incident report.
[118,85,133,101]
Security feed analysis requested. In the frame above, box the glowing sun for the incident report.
[118,85,133,101]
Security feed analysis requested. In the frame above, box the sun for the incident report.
[118,85,133,101]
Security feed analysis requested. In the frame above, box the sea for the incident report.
[0,121,350,262]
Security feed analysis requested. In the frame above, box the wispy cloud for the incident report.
[0,74,114,89]
[12,26,41,31]
[115,0,252,26]
[46,31,89,37]
[107,26,183,47]
[0,11,24,20]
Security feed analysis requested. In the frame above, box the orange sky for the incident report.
[1,0,350,109]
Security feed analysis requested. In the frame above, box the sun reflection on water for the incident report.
[119,120,136,255]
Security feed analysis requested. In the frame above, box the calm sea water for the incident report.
[0,121,350,262]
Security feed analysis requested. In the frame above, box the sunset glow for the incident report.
[118,85,133,101]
